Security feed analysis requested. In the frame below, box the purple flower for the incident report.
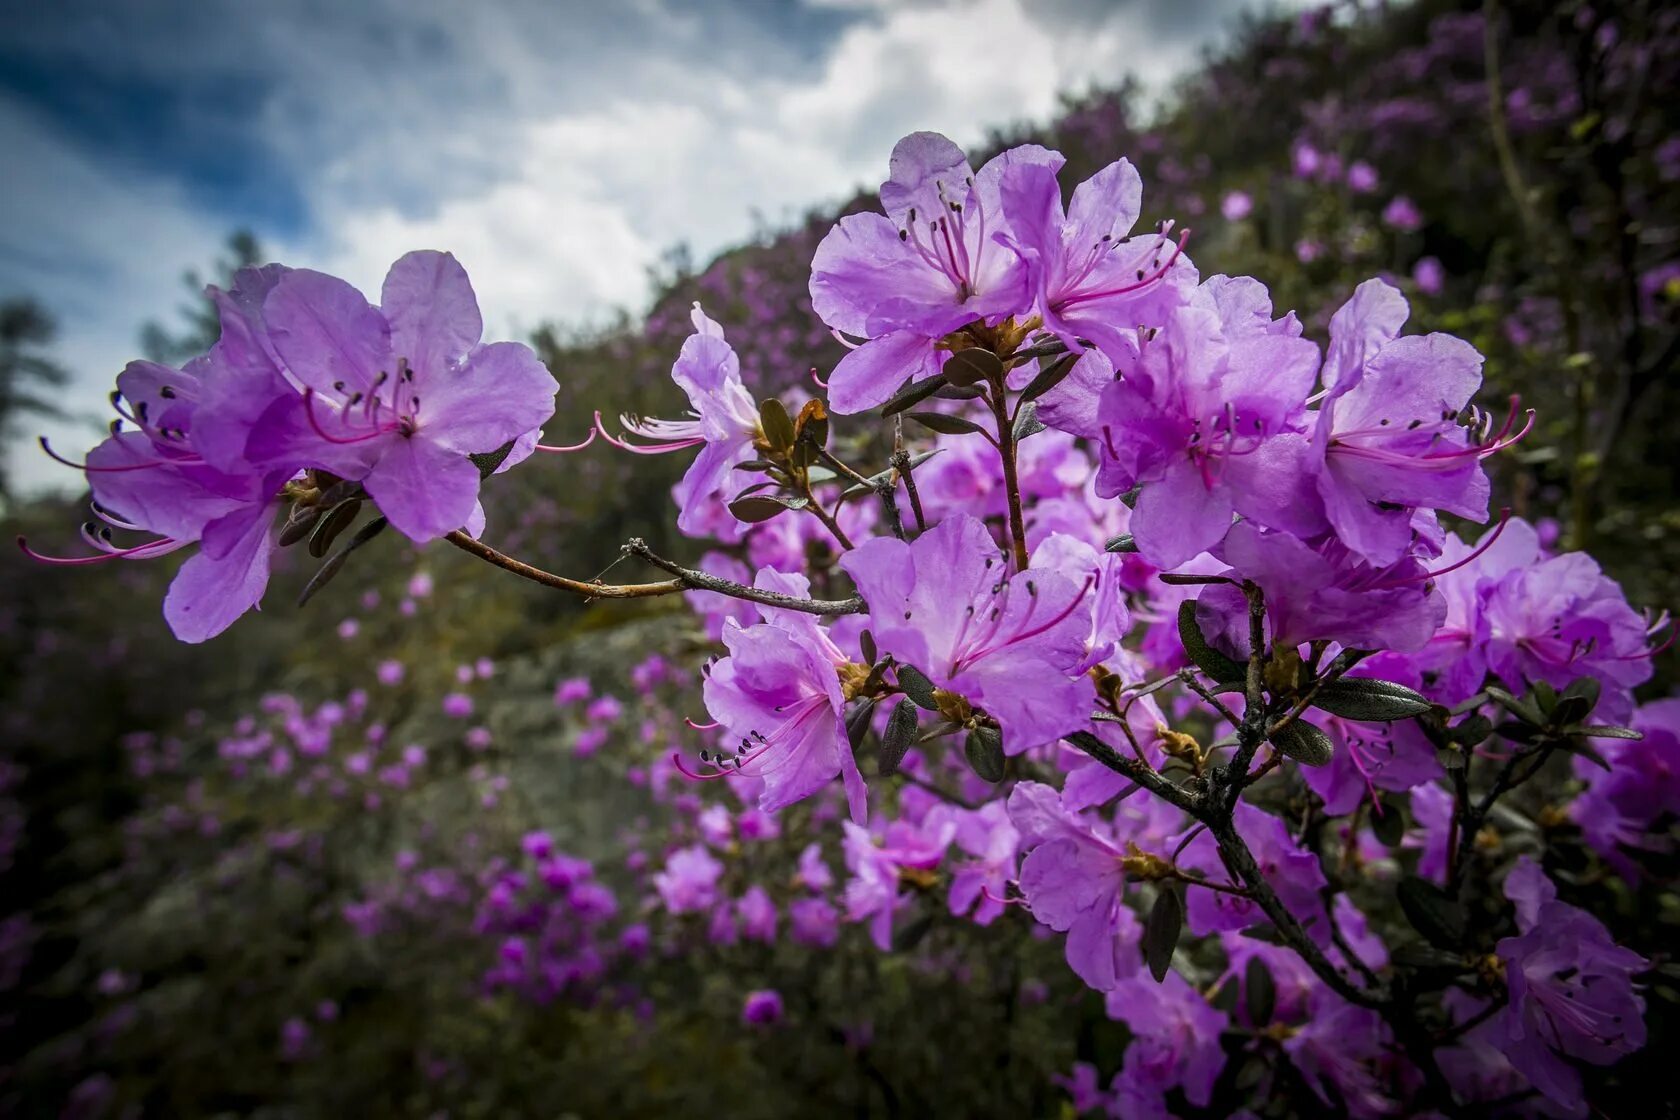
[788,897,840,948]
[1412,255,1445,295]
[1222,190,1254,222]
[945,802,1019,926]
[257,251,557,541]
[1301,705,1443,816]
[1007,782,1140,991]
[1088,278,1322,567]
[742,989,784,1027]
[809,132,1051,413]
[797,842,834,893]
[653,844,724,915]
[597,304,763,537]
[736,885,778,943]
[1309,279,1499,566]
[996,153,1192,361]
[1572,699,1680,877]
[1193,521,1447,655]
[1179,803,1329,943]
[1494,857,1648,1111]
[839,514,1091,753]
[693,569,866,821]
[1053,1063,1106,1114]
[841,817,954,951]
[1104,970,1229,1116]
[1345,160,1380,194]
[1382,195,1424,232]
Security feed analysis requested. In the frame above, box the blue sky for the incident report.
[0,0,1300,494]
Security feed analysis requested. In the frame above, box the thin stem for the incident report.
[986,377,1031,572]
[890,449,928,533]
[445,531,865,616]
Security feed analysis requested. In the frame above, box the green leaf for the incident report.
[1239,922,1286,945]
[1012,400,1046,441]
[841,449,942,497]
[1245,957,1276,1026]
[727,494,808,523]
[1390,943,1467,972]
[1019,352,1078,402]
[908,411,991,437]
[1176,600,1245,683]
[880,376,948,416]
[1487,686,1544,726]
[1269,720,1335,767]
[942,347,1004,386]
[470,439,517,477]
[880,699,919,776]
[932,383,987,401]
[277,505,322,548]
[895,665,940,710]
[859,629,878,666]
[1577,724,1642,740]
[1396,876,1465,949]
[964,726,1006,783]
[307,498,362,559]
[758,398,796,451]
[1552,677,1601,726]
[298,516,387,607]
[1370,796,1405,847]
[1104,534,1137,554]
[1312,678,1433,722]
[1144,888,1183,982]
[845,699,878,752]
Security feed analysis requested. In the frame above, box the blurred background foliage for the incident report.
[0,0,1676,1115]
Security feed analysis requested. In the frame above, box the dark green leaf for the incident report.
[307,498,362,558]
[964,726,1006,783]
[1563,736,1613,771]
[841,450,942,497]
[1177,600,1245,684]
[727,494,808,523]
[758,398,796,450]
[844,699,878,752]
[880,376,948,416]
[298,516,387,607]
[880,699,919,776]
[1269,720,1335,767]
[277,505,322,548]
[892,913,934,952]
[1019,352,1078,402]
[1312,678,1433,722]
[895,665,940,710]
[1487,686,1544,726]
[732,459,778,474]
[1396,876,1466,948]
[933,383,987,401]
[1012,400,1046,441]
[859,629,878,666]
[1104,534,1137,554]
[1553,678,1601,726]
[1239,922,1286,945]
[1578,724,1641,740]
[908,411,991,437]
[1144,888,1183,982]
[1371,796,1406,847]
[1244,957,1276,1026]
[942,347,1004,386]
[1450,714,1493,747]
[1390,943,1466,971]
[469,440,516,477]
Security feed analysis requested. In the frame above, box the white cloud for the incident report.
[2,0,1290,497]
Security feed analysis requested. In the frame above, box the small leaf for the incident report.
[845,699,878,751]
[908,411,991,437]
[1435,745,1467,771]
[964,726,1006,783]
[859,629,878,666]
[1144,888,1183,982]
[728,494,809,523]
[895,665,940,710]
[1104,534,1137,554]
[308,498,362,559]
[1012,400,1046,441]
[879,699,919,776]
[732,459,778,474]
[277,505,322,548]
[1577,724,1641,740]
[1390,943,1467,971]
[1396,876,1466,949]
[469,440,516,478]
[1552,678,1600,727]
[1312,678,1433,722]
[942,347,1004,386]
[1487,686,1544,726]
[758,398,796,450]
[1269,720,1335,767]
[841,449,943,497]
[1244,957,1276,1026]
[1370,796,1405,847]
[1450,714,1493,747]
[1239,922,1286,945]
[1563,736,1613,771]
[1019,352,1078,402]
[1177,600,1245,684]
[932,383,987,401]
[880,376,948,416]
[794,399,828,449]
[893,913,933,952]
[299,516,387,607]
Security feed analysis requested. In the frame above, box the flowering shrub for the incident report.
[5,3,1678,1117]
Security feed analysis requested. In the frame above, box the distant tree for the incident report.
[0,299,71,500]
[140,230,264,365]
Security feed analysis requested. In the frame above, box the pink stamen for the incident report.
[1416,510,1512,582]
[17,533,183,566]
[592,411,704,456]
[811,367,829,388]
[684,716,720,731]
[38,437,191,474]
[304,389,392,446]
[1058,228,1192,311]
[535,429,597,454]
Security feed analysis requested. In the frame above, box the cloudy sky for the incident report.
[0,0,1300,494]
